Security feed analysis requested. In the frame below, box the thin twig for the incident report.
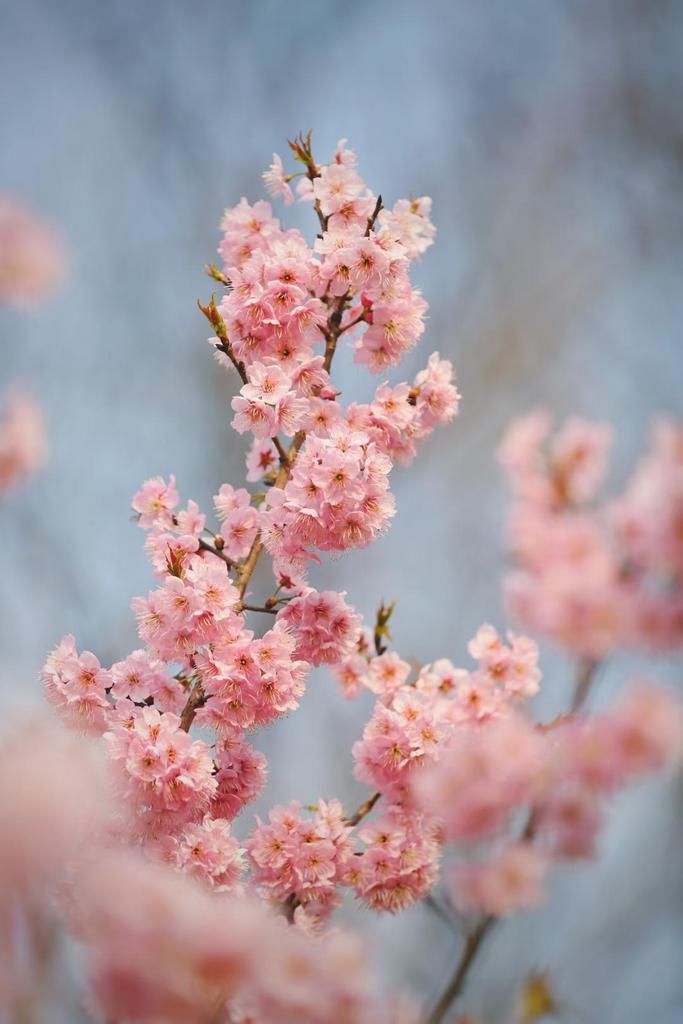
[198,537,235,570]
[425,894,461,931]
[570,657,598,713]
[344,791,381,827]
[425,918,495,1024]
[365,194,383,236]
[338,311,368,336]
[197,297,248,384]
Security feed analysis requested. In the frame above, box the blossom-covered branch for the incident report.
[2,135,678,1024]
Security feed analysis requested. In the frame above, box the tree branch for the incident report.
[344,791,380,827]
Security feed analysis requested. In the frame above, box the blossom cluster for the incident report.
[248,799,354,921]
[348,807,441,913]
[348,615,681,920]
[412,678,681,916]
[212,137,459,583]
[499,411,683,657]
[72,850,381,1024]
[36,140,457,930]
[352,624,543,798]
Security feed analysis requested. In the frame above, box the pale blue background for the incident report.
[1,1,682,1021]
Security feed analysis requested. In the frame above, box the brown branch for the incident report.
[239,603,277,616]
[272,436,290,467]
[322,293,350,372]
[425,917,495,1024]
[197,297,248,385]
[345,791,380,827]
[365,194,383,236]
[180,681,205,732]
[198,537,235,570]
[338,311,368,336]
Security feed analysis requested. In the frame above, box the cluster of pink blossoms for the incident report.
[35,138,460,980]
[250,357,458,583]
[348,807,441,912]
[278,588,362,664]
[351,624,542,800]
[344,617,681,919]
[212,137,458,583]
[247,799,441,921]
[248,799,354,922]
[499,411,683,658]
[71,850,385,1024]
[411,678,681,917]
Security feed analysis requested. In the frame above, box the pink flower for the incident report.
[196,622,308,732]
[168,815,245,891]
[411,713,548,842]
[313,163,367,219]
[105,706,216,834]
[230,395,278,438]
[71,851,264,1022]
[499,413,683,657]
[247,799,353,918]
[241,361,292,404]
[412,352,460,427]
[132,475,180,530]
[0,390,47,492]
[110,649,186,714]
[550,417,613,505]
[353,685,445,800]
[347,807,440,913]
[378,196,436,259]
[277,589,362,666]
[0,717,108,892]
[41,637,112,734]
[451,842,547,917]
[213,487,262,560]
[467,624,541,700]
[604,682,682,777]
[211,733,268,819]
[219,197,279,268]
[534,784,603,860]
[262,153,294,205]
[0,197,64,305]
[366,652,412,695]
[245,437,278,481]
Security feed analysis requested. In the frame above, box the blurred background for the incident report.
[1,1,682,1021]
